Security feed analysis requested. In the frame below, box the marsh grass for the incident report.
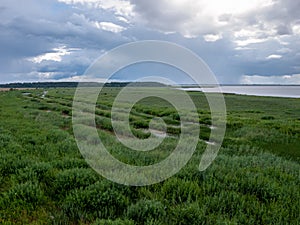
[0,88,299,224]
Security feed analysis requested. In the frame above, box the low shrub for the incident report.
[52,168,99,197]
[0,182,45,210]
[62,108,71,116]
[169,203,205,225]
[95,117,113,132]
[91,218,135,225]
[45,129,69,143]
[166,126,181,135]
[38,105,50,111]
[0,133,12,148]
[54,138,79,156]
[95,109,111,118]
[131,120,149,129]
[127,199,166,224]
[52,158,89,170]
[161,117,180,126]
[131,129,151,139]
[199,125,211,141]
[14,162,52,184]
[63,181,128,221]
[199,116,212,125]
[0,153,33,177]
[261,116,275,120]
[160,178,201,205]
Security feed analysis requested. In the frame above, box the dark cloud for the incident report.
[130,0,195,32]
[129,0,217,36]
[276,24,292,35]
[0,0,132,83]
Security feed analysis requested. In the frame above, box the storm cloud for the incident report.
[0,0,299,84]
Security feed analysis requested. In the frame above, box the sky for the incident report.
[1,0,300,84]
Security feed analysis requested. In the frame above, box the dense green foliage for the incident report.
[0,88,299,224]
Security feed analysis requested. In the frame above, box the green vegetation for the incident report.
[0,87,299,224]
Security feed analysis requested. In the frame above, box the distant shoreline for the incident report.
[0,81,299,88]
[180,84,300,88]
[180,86,300,99]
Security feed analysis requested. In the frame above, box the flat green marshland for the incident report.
[0,88,299,224]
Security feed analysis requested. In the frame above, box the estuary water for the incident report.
[181,86,300,98]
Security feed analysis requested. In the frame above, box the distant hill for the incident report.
[0,82,167,89]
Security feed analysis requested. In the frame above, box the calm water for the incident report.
[181,86,300,98]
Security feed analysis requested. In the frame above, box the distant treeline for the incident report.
[0,82,80,88]
[0,82,166,89]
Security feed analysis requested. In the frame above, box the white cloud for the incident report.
[117,16,130,23]
[266,54,282,60]
[69,13,126,33]
[235,47,254,51]
[235,38,269,47]
[292,24,300,35]
[129,0,275,39]
[37,72,61,79]
[234,29,258,39]
[241,74,300,84]
[23,71,77,81]
[203,33,223,42]
[94,21,126,33]
[233,24,278,47]
[277,48,292,53]
[183,33,198,39]
[58,0,135,19]
[56,75,125,83]
[233,26,276,40]
[28,46,79,63]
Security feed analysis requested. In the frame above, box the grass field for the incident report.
[0,88,299,224]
